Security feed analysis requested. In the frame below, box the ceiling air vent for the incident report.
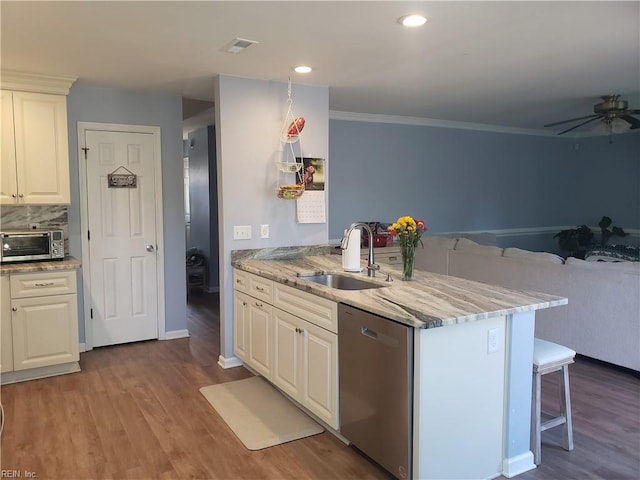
[222,37,259,54]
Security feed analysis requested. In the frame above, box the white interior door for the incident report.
[84,129,159,347]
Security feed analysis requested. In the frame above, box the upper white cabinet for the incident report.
[0,72,76,205]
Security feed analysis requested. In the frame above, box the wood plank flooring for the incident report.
[1,291,638,479]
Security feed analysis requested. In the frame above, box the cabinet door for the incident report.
[0,90,18,204]
[302,320,339,429]
[233,291,250,362]
[1,275,13,373]
[273,307,303,400]
[11,293,79,370]
[12,91,70,204]
[248,299,273,380]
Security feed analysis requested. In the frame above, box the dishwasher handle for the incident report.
[360,326,378,340]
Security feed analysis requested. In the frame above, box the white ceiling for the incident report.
[2,1,639,135]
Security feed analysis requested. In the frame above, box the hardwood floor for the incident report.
[1,291,638,479]
[0,292,390,480]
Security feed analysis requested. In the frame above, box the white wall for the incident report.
[215,75,329,362]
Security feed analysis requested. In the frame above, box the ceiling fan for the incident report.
[544,94,640,135]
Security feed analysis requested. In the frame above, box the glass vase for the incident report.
[401,242,416,281]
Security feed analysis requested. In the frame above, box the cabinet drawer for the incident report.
[274,283,338,334]
[361,247,402,266]
[10,270,77,298]
[248,273,273,304]
[233,269,249,294]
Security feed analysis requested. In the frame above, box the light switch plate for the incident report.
[260,224,269,239]
[233,225,252,240]
[488,328,500,353]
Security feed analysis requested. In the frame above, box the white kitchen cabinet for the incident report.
[273,306,338,429]
[233,290,250,363]
[1,275,13,373]
[233,268,339,428]
[0,89,70,204]
[7,270,79,372]
[233,270,273,380]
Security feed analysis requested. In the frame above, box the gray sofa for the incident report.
[415,235,640,371]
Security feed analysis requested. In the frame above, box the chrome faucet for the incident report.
[341,222,380,277]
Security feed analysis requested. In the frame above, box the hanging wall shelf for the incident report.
[276,78,306,199]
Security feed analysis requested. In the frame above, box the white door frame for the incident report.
[78,122,166,351]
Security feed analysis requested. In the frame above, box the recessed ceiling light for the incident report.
[294,66,312,74]
[398,14,427,27]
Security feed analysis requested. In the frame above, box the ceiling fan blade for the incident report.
[624,109,640,114]
[620,115,640,130]
[544,114,599,128]
[556,116,602,135]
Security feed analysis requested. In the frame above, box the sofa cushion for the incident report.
[503,247,565,265]
[454,237,503,256]
[422,235,458,250]
[565,256,640,275]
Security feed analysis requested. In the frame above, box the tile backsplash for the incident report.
[1,205,69,255]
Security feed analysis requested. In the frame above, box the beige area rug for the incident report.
[199,376,324,450]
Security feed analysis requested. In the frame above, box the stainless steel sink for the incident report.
[299,273,384,290]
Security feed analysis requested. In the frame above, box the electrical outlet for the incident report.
[233,225,252,240]
[488,328,500,353]
[28,223,40,230]
[260,224,269,239]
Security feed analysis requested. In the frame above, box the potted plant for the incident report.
[554,216,628,259]
[554,225,594,259]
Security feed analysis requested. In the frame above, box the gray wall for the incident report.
[66,84,186,342]
[216,74,329,360]
[187,125,219,290]
[328,120,640,251]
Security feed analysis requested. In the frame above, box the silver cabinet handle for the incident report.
[18,194,24,198]
[146,244,155,252]
[361,327,378,340]
[255,302,263,308]
[12,307,17,312]
[255,286,265,292]
[34,282,55,287]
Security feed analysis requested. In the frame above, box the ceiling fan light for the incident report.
[398,14,427,27]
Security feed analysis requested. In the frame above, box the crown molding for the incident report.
[329,110,555,137]
[329,110,640,139]
[1,71,77,95]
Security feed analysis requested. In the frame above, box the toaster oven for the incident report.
[0,230,65,263]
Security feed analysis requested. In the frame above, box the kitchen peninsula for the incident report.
[232,246,567,479]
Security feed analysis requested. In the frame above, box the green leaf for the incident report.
[599,216,612,230]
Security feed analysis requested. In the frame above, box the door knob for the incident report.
[146,244,155,252]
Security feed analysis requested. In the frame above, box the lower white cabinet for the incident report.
[1,275,13,373]
[233,271,273,380]
[233,268,339,429]
[247,295,273,380]
[1,270,79,376]
[11,293,78,370]
[273,307,338,429]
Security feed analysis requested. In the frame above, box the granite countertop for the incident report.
[232,248,567,329]
[0,257,81,275]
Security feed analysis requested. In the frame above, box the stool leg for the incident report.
[560,364,574,451]
[531,370,542,465]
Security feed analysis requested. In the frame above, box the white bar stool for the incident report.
[531,338,576,465]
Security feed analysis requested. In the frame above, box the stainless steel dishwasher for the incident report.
[338,304,414,479]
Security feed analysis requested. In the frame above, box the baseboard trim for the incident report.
[502,451,536,478]
[1,361,81,385]
[217,354,243,369]
[164,329,190,340]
